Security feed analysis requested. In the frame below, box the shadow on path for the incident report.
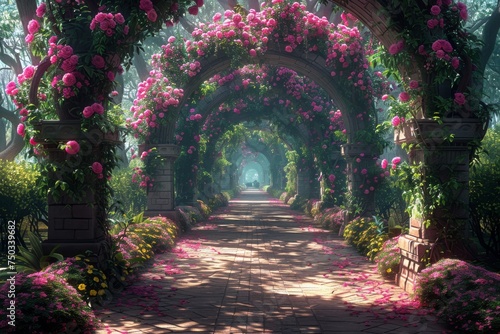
[96,190,450,334]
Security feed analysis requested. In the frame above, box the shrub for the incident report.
[112,231,153,264]
[128,218,178,254]
[313,206,345,234]
[0,160,47,251]
[374,236,401,279]
[289,195,308,211]
[415,258,500,332]
[197,199,212,218]
[0,272,100,333]
[44,257,110,306]
[343,217,388,261]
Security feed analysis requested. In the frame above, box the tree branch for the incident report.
[479,0,500,74]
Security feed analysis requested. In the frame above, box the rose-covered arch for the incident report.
[172,65,349,207]
[130,2,382,221]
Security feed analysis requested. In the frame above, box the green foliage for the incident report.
[109,165,147,217]
[15,232,63,274]
[264,185,283,199]
[0,159,47,229]
[343,217,389,261]
[470,126,500,263]
[415,259,500,332]
[374,236,401,279]
[289,195,308,212]
[374,176,409,228]
[284,150,298,195]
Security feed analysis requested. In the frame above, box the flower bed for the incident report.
[415,258,500,332]
[0,272,100,333]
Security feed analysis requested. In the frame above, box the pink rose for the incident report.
[58,45,73,59]
[92,55,105,69]
[391,157,401,169]
[17,123,25,137]
[23,66,35,79]
[36,3,47,17]
[27,20,40,34]
[430,5,441,16]
[427,19,438,29]
[285,45,293,52]
[188,5,198,15]
[398,91,410,102]
[381,159,388,169]
[25,34,34,44]
[91,103,104,115]
[409,80,419,89]
[65,140,80,155]
[454,93,466,105]
[139,0,153,11]
[62,73,76,86]
[114,13,125,24]
[381,94,389,101]
[107,71,115,81]
[147,10,157,22]
[328,174,335,183]
[391,116,402,127]
[91,162,103,174]
[451,57,460,69]
[83,106,94,118]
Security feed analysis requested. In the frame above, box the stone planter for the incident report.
[394,118,486,146]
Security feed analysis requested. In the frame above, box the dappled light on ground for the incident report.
[95,190,448,333]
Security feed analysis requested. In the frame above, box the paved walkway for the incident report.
[95,190,449,333]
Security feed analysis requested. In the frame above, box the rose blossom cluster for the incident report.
[90,12,128,37]
[126,70,184,139]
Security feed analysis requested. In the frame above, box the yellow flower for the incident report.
[87,269,93,274]
[93,276,99,282]
[75,256,81,261]
[101,283,108,288]
[88,265,94,269]
[98,289,105,296]
[89,290,97,296]
[78,284,86,291]
[386,268,392,273]
[102,274,106,279]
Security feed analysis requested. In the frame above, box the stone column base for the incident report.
[396,234,433,293]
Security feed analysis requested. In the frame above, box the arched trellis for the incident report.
[175,74,341,206]
[171,47,374,145]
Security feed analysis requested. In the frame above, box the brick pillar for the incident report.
[144,144,180,220]
[395,118,484,292]
[34,120,120,258]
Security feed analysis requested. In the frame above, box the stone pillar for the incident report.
[34,120,120,258]
[145,143,180,220]
[341,144,378,217]
[296,169,311,198]
[395,118,484,292]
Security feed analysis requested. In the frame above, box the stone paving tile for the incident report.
[95,190,451,333]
